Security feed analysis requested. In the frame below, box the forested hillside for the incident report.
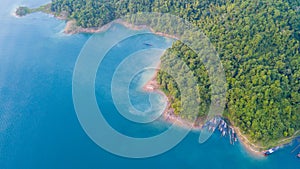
[50,0,300,147]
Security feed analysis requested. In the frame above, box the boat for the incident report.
[222,130,226,136]
[264,147,279,156]
[233,133,238,142]
[221,120,225,125]
[143,43,153,46]
[297,152,300,158]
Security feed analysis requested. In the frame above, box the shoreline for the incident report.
[63,20,114,34]
[91,18,292,157]
[142,64,202,131]
[13,4,179,38]
[232,126,265,157]
[15,5,297,158]
[63,18,179,40]
[11,7,20,18]
[142,64,270,158]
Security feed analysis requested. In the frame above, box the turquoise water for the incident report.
[0,0,299,168]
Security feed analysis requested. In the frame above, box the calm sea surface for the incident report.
[0,0,299,168]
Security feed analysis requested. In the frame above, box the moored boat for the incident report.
[233,132,237,142]
[264,147,279,156]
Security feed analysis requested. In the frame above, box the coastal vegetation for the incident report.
[16,7,31,16]
[21,0,300,148]
[15,4,52,17]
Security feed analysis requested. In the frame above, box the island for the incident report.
[16,0,300,156]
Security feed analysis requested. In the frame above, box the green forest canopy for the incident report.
[49,0,300,147]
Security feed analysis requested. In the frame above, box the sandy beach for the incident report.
[142,64,205,132]
[232,126,265,157]
[16,5,286,157]
[141,63,268,157]
[63,16,270,158]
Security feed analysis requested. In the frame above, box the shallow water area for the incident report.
[0,0,299,168]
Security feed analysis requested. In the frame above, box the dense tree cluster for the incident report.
[16,7,31,16]
[50,0,300,146]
